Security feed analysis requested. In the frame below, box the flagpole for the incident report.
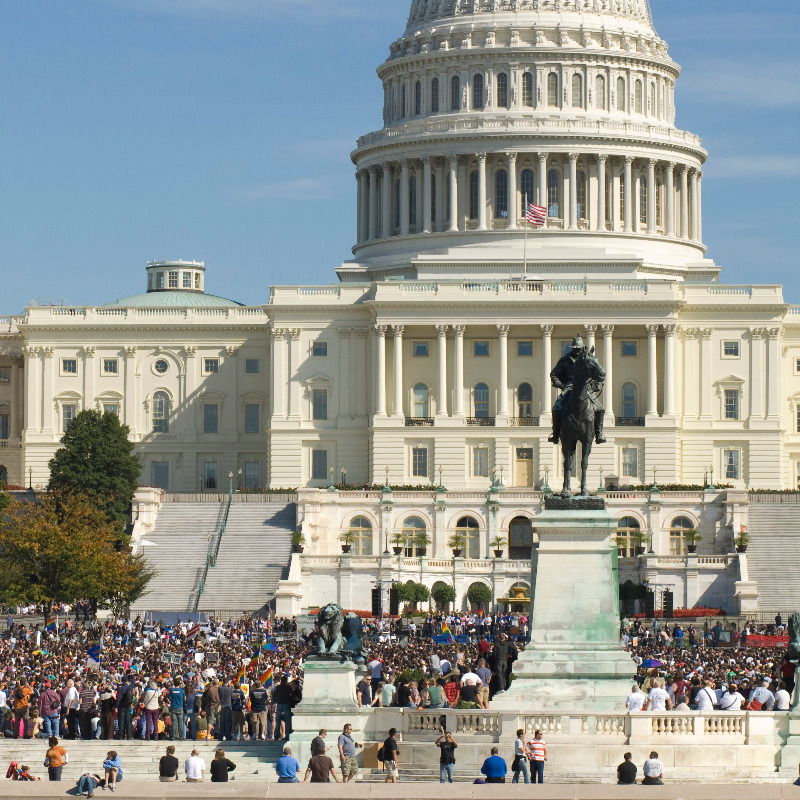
[523,192,528,280]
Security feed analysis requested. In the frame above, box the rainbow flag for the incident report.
[45,617,56,633]
[262,642,279,652]
[237,657,258,685]
[441,621,454,642]
[258,666,273,689]
[478,607,484,618]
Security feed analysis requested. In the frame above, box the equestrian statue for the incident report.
[548,335,607,497]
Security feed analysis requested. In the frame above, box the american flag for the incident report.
[526,203,547,226]
[186,623,200,640]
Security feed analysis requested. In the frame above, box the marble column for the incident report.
[392,325,404,418]
[477,153,488,230]
[541,324,553,420]
[453,325,465,417]
[568,153,579,230]
[288,330,301,419]
[680,165,689,240]
[9,357,21,438]
[696,171,703,242]
[422,157,432,234]
[436,324,448,418]
[623,157,633,233]
[689,169,699,242]
[381,163,392,238]
[507,152,518,229]
[24,347,39,434]
[448,156,459,232]
[374,325,387,417]
[597,155,607,231]
[766,328,780,418]
[42,347,54,432]
[646,324,658,416]
[415,164,424,233]
[584,324,596,350]
[663,324,676,416]
[647,159,657,234]
[435,160,445,232]
[368,169,379,240]
[537,153,548,209]
[497,324,510,418]
[699,329,712,419]
[602,325,614,419]
[750,328,765,420]
[665,162,675,237]
[400,160,410,236]
[357,170,368,243]
[338,328,351,419]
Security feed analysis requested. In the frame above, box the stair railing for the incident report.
[189,494,232,612]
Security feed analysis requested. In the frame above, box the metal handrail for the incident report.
[190,495,232,612]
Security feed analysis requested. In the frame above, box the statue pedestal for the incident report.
[492,504,635,712]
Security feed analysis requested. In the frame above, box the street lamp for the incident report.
[341,467,347,486]
[228,471,234,495]
[385,466,390,487]
[328,466,335,490]
[237,467,242,491]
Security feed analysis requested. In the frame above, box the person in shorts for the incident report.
[382,727,399,783]
[337,723,361,783]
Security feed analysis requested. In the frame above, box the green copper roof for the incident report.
[103,291,243,308]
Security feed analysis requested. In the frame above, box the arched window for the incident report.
[509,516,532,559]
[518,382,533,418]
[401,83,407,117]
[576,170,587,220]
[152,391,170,433]
[595,74,606,110]
[472,74,484,109]
[520,168,535,213]
[522,72,533,107]
[410,174,417,228]
[456,516,481,559]
[469,170,479,220]
[547,168,561,218]
[649,82,656,116]
[669,516,694,556]
[547,73,558,106]
[638,175,647,226]
[616,76,626,111]
[571,73,583,108]
[474,382,489,418]
[616,516,641,557]
[402,516,427,557]
[348,515,373,556]
[413,383,429,418]
[497,72,509,109]
[634,79,643,114]
[495,169,508,219]
[414,80,422,115]
[431,77,440,113]
[656,178,664,228]
[451,75,461,111]
[622,383,637,418]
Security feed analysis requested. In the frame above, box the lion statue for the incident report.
[316,603,346,656]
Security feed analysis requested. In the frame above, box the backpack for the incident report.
[376,746,384,763]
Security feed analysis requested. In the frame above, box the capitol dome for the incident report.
[343,0,713,283]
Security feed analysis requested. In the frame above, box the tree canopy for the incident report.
[466,582,493,610]
[0,492,154,619]
[396,580,430,609]
[48,409,141,536]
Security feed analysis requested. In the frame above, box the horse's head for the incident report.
[576,346,606,384]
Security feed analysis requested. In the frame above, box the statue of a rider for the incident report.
[548,335,606,445]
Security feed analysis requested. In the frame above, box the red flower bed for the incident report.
[631,607,722,620]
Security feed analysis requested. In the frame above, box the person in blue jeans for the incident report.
[168,679,185,741]
[512,729,530,784]
[275,746,301,783]
[435,729,458,783]
[102,750,123,791]
[76,773,103,797]
[184,686,197,740]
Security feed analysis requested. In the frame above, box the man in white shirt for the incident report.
[439,656,451,676]
[719,684,745,711]
[626,685,645,712]
[775,681,792,711]
[367,656,383,683]
[460,669,481,687]
[748,679,775,711]
[695,680,717,711]
[642,751,664,785]
[644,679,672,711]
[185,749,205,782]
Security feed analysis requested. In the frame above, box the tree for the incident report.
[48,409,141,537]
[431,583,456,610]
[0,488,9,516]
[396,580,430,609]
[0,492,153,619]
[467,582,493,610]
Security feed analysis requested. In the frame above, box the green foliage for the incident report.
[490,535,507,550]
[431,583,457,606]
[397,668,426,685]
[628,483,733,491]
[396,580,430,608]
[291,530,306,546]
[0,489,9,516]
[447,533,465,550]
[466,582,493,609]
[735,529,751,547]
[48,409,141,537]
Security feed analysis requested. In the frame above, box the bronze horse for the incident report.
[557,346,605,497]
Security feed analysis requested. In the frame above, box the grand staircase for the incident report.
[200,502,295,614]
[746,497,800,613]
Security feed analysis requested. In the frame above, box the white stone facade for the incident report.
[0,1,796,614]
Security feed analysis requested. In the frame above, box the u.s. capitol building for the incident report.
[0,0,796,617]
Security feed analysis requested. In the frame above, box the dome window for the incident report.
[616,77,626,111]
[635,79,643,114]
[414,80,422,115]
[495,169,508,219]
[522,72,533,107]
[520,169,534,213]
[497,73,509,109]
[595,75,606,110]
[154,359,169,375]
[571,74,583,108]
[547,73,559,107]
[469,170,479,220]
[547,169,561,219]
[431,77,440,113]
[472,74,484,109]
[577,171,587,221]
[450,75,460,111]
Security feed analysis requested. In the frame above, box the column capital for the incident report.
[648,158,658,168]
[453,324,466,337]
[624,155,635,165]
[10,354,24,367]
[391,324,405,336]
[584,324,597,335]
[666,161,676,171]
[83,346,96,357]
[597,153,608,164]
[374,324,388,336]
[699,328,713,340]
[338,327,353,339]
[662,324,677,336]
[422,155,432,166]
[506,151,518,162]
[540,324,554,335]
[353,328,370,339]
[497,324,510,336]
[601,324,615,335]
[125,346,138,357]
[568,152,579,163]
[749,327,765,338]
[184,346,197,357]
[538,152,549,162]
[766,327,781,340]
[43,346,54,358]
[400,159,409,169]
[697,170,703,180]
[436,324,449,335]
[449,154,459,168]
[646,324,659,336]
[288,329,302,341]
[477,152,487,163]
[680,163,690,175]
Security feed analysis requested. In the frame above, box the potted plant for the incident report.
[631,529,651,556]
[448,533,465,557]
[413,530,432,557]
[291,530,305,554]
[390,532,405,555]
[735,529,750,553]
[684,529,703,554]
[490,535,507,558]
[339,530,356,554]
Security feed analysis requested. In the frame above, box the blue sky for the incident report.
[0,0,797,311]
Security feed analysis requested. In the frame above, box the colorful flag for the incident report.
[478,606,484,618]
[526,203,547,226]
[440,621,454,642]
[45,617,56,633]
[186,623,200,640]
[237,657,258,685]
[262,642,279,652]
[87,644,102,662]
[258,666,274,689]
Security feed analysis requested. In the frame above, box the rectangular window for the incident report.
[474,342,489,357]
[621,341,638,357]
[244,461,260,489]
[62,404,77,432]
[724,389,739,420]
[102,403,119,416]
[102,358,118,375]
[195,273,201,289]
[151,461,169,491]
[62,359,78,375]
[724,449,740,480]
[311,449,328,480]
[473,446,489,478]
[411,446,428,478]
[203,404,219,434]
[413,342,429,357]
[517,341,533,357]
[168,271,179,288]
[622,447,638,478]
[723,341,740,358]
[0,369,9,384]
[245,359,260,374]
[0,414,9,440]
[203,462,218,490]
[796,405,800,434]
[796,357,800,375]
[312,389,328,420]
[203,358,219,374]
[312,341,328,357]
[244,403,260,434]
[157,273,165,289]
[182,272,192,288]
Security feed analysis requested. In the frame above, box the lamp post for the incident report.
[228,471,234,496]
[341,467,347,486]
[328,466,335,490]
[385,465,390,487]
[28,468,33,492]
[437,465,444,491]
[237,467,242,491]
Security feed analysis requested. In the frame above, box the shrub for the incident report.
[466,582,493,609]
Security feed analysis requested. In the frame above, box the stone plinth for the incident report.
[493,506,635,712]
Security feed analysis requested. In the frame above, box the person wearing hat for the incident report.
[548,334,606,445]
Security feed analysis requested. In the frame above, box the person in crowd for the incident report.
[159,745,179,782]
[382,727,399,784]
[644,677,672,711]
[44,735,67,781]
[185,748,205,782]
[304,748,339,783]
[210,748,236,782]
[275,745,301,783]
[480,746,507,784]
[38,681,61,741]
[337,722,361,783]
[526,728,547,784]
[102,750,122,791]
[747,678,776,711]
[168,678,185,741]
[75,772,104,797]
[626,683,645,711]
[310,728,329,756]
[719,683,746,711]
[617,752,637,785]
[249,679,269,740]
[273,675,293,740]
[356,675,374,708]
[435,729,458,784]
[511,728,529,784]
[642,751,664,785]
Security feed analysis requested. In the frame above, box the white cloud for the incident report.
[232,175,348,202]
[681,61,800,108]
[707,155,800,180]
